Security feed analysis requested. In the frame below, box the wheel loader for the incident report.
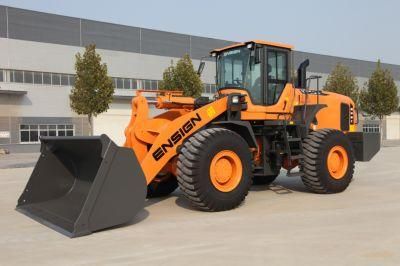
[16,40,381,237]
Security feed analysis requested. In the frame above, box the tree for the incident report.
[359,60,399,130]
[159,54,203,98]
[324,63,359,105]
[70,44,114,135]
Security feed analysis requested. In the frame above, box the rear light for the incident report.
[350,105,354,124]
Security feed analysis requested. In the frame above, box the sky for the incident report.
[0,0,399,65]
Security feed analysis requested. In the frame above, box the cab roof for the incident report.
[211,40,294,53]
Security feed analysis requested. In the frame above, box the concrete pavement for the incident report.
[0,147,400,265]
[0,153,38,169]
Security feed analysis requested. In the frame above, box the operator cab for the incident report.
[211,40,294,106]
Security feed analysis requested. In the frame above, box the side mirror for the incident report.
[197,62,205,76]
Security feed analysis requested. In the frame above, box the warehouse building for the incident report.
[0,5,399,152]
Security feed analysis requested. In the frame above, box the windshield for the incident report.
[216,47,262,104]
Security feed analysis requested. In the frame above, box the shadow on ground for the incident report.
[252,175,309,194]
[172,175,310,210]
[49,173,314,235]
[98,192,181,232]
[99,209,150,233]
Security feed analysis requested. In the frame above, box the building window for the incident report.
[39,125,48,136]
[24,71,34,83]
[116,78,123,89]
[20,124,74,143]
[20,125,39,143]
[151,80,158,90]
[52,73,61,85]
[131,79,138,90]
[203,84,216,94]
[33,72,43,84]
[43,72,52,85]
[11,70,24,83]
[363,124,380,133]
[144,80,151,90]
[61,74,69,86]
[123,78,131,89]
[69,75,76,86]
[2,68,162,91]
[137,80,143,89]
[65,125,74,136]
[56,125,74,136]
[57,125,66,136]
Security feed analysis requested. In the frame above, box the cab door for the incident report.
[264,47,290,106]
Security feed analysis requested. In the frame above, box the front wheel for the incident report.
[176,128,252,211]
[301,129,355,193]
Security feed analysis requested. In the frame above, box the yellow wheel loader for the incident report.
[16,40,381,237]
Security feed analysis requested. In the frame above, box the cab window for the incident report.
[266,51,288,105]
[216,47,262,104]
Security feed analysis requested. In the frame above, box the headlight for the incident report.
[231,95,239,104]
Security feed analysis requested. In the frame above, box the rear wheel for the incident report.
[177,128,252,211]
[147,173,178,198]
[252,174,279,185]
[301,129,355,193]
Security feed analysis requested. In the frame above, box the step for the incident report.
[286,171,303,177]
[290,154,304,160]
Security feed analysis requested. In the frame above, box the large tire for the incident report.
[252,174,279,185]
[301,129,355,193]
[177,128,252,211]
[147,173,178,198]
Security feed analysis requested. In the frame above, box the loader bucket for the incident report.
[16,134,147,238]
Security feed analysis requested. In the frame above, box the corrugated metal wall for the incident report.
[0,5,399,80]
[7,7,81,46]
[141,29,190,57]
[0,6,6,38]
[81,20,141,53]
[190,36,233,60]
[0,5,235,60]
[294,51,400,79]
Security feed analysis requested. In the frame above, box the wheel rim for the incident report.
[209,150,242,192]
[327,145,349,180]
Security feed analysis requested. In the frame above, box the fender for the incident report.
[212,121,257,148]
[293,104,327,129]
